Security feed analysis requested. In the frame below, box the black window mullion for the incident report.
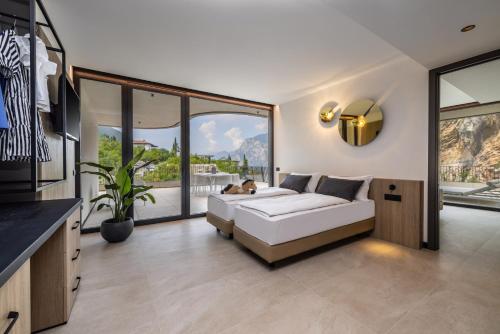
[181,96,190,217]
[122,86,133,219]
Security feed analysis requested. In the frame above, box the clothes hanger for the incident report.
[12,18,18,35]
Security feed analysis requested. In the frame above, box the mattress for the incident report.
[234,199,375,246]
[207,187,298,221]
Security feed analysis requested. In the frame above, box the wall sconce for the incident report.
[320,101,340,124]
[319,106,335,123]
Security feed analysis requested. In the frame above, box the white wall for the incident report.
[80,95,100,220]
[275,56,430,240]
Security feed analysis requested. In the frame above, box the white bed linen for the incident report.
[239,193,349,217]
[207,187,298,221]
[235,199,375,245]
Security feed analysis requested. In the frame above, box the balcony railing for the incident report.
[440,165,500,183]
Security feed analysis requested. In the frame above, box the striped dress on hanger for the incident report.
[0,29,51,162]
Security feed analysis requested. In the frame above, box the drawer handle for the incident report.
[72,276,81,292]
[4,311,19,334]
[71,220,81,230]
[72,248,81,261]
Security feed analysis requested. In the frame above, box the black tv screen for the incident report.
[55,75,80,141]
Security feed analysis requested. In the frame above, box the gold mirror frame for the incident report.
[338,99,383,146]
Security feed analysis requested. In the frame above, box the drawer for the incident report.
[0,261,30,334]
[67,258,81,313]
[65,209,81,266]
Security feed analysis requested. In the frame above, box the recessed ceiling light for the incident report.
[461,24,476,32]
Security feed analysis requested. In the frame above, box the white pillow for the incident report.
[291,172,322,193]
[327,175,373,201]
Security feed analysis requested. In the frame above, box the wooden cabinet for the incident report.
[369,178,423,249]
[65,209,82,319]
[0,261,30,334]
[31,208,81,332]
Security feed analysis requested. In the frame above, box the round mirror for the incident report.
[338,99,383,146]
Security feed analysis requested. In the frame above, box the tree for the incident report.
[227,153,232,161]
[171,137,179,156]
[241,154,249,176]
[98,135,122,170]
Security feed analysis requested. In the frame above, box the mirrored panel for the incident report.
[338,99,383,146]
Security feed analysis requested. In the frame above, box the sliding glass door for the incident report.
[79,79,122,230]
[76,69,273,231]
[132,89,182,221]
[189,98,271,215]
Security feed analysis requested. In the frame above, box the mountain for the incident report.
[214,133,268,167]
[98,127,122,141]
[440,113,500,169]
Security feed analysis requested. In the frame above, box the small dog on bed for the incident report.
[221,179,257,195]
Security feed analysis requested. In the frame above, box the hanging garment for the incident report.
[0,79,8,129]
[15,35,57,113]
[0,30,51,162]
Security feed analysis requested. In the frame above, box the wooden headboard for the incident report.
[277,173,423,249]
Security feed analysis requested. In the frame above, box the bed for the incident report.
[206,187,298,237]
[233,193,375,264]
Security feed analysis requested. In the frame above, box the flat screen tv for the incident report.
[54,75,80,141]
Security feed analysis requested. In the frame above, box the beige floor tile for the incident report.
[48,205,499,333]
[221,290,377,334]
[387,281,500,334]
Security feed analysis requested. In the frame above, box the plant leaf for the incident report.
[116,166,132,195]
[131,149,146,166]
[144,192,156,204]
[79,161,114,172]
[97,203,111,211]
[133,160,156,173]
[80,171,111,182]
[136,195,147,202]
[90,193,114,203]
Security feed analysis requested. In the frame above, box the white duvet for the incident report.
[239,193,349,217]
[209,187,298,203]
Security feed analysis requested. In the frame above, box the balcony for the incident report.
[440,165,500,209]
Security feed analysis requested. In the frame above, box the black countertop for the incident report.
[0,198,82,287]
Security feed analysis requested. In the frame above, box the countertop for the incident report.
[0,198,82,287]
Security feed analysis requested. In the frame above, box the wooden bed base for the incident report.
[206,212,234,238]
[234,217,375,264]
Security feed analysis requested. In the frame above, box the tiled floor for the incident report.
[47,206,500,333]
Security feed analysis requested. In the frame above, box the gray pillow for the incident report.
[279,175,312,193]
[315,177,364,202]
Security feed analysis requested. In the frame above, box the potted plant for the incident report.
[80,149,156,243]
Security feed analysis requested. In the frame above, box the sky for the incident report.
[131,114,268,154]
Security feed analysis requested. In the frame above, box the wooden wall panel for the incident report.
[369,178,423,249]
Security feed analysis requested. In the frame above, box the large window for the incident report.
[189,98,270,215]
[75,69,273,231]
[80,80,122,229]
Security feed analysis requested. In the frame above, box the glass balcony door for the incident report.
[132,89,183,221]
[189,97,271,215]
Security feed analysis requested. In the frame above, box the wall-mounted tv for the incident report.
[53,75,80,141]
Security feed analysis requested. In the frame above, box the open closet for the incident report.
[0,0,79,200]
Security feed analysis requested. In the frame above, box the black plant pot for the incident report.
[100,217,134,243]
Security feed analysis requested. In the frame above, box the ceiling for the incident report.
[327,0,500,69]
[45,0,500,104]
[440,58,500,108]
[81,79,267,128]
